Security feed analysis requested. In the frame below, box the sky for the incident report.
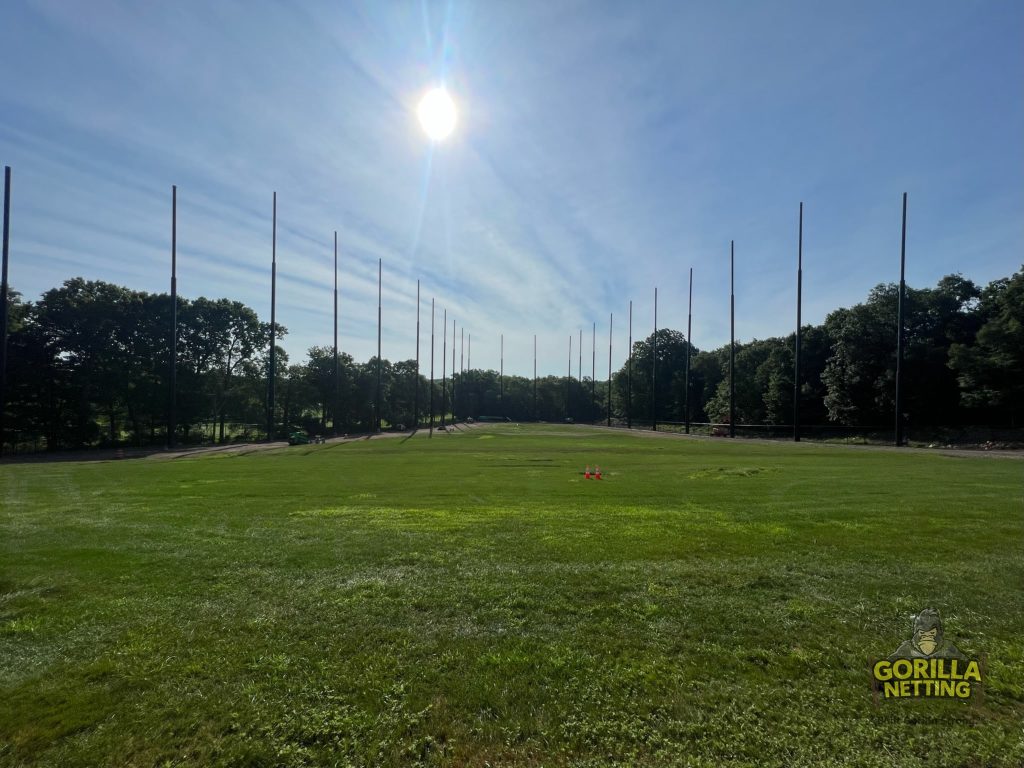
[1,0,1022,378]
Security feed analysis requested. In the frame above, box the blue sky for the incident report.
[2,0,1022,377]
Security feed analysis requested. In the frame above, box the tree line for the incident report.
[1,266,1021,452]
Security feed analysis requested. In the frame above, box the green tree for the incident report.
[949,267,1024,425]
[30,279,152,446]
[705,339,776,425]
[822,286,899,426]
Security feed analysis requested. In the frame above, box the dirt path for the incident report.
[150,421,485,460]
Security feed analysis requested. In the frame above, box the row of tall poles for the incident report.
[166,187,466,440]
[6,173,684,447]
[0,170,912,451]
[248,194,908,443]
[417,297,470,435]
[556,197,909,445]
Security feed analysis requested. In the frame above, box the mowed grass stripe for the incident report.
[1,424,1021,767]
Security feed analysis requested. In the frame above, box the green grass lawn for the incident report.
[1,424,1022,767]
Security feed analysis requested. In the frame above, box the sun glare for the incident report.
[417,88,457,141]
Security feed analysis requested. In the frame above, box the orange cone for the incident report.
[584,465,591,479]
[595,465,602,480]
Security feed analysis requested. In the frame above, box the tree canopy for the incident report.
[1,266,1021,452]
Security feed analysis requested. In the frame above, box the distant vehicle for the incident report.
[288,431,310,445]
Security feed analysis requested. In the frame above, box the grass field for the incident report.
[1,424,1022,767]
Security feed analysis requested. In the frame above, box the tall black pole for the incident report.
[652,287,658,431]
[729,240,736,438]
[468,333,471,371]
[566,334,572,420]
[627,300,633,428]
[591,321,596,409]
[441,308,447,427]
[414,280,420,429]
[168,184,177,449]
[578,328,582,387]
[895,193,908,447]
[0,167,12,455]
[333,231,339,436]
[451,318,456,423]
[429,298,435,437]
[794,204,803,442]
[460,326,464,418]
[607,313,613,427]
[533,334,537,420]
[375,258,382,432]
[267,191,276,441]
[500,333,504,417]
[685,267,692,435]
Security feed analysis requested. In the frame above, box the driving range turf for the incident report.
[1,424,1022,767]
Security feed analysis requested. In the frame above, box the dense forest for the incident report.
[1,266,1021,452]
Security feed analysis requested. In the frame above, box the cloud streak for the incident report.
[1,0,1021,377]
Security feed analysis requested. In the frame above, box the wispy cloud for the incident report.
[2,0,1021,375]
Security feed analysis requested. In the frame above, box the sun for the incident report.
[417,88,457,141]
